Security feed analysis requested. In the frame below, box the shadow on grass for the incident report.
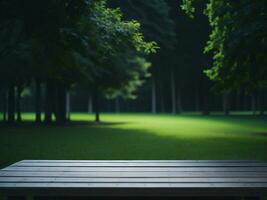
[0,121,130,128]
[252,132,267,137]
[0,122,267,169]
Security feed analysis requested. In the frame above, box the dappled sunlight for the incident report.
[8,113,267,140]
[1,113,267,168]
[98,113,267,139]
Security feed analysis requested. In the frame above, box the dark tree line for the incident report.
[0,0,156,124]
[1,0,266,121]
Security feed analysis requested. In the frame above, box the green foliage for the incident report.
[181,0,267,92]
[83,0,157,99]
[104,57,152,100]
[110,0,176,50]
[108,0,177,104]
[0,0,157,99]
[180,0,197,18]
[89,1,158,55]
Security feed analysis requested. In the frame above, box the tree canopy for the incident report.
[181,0,267,92]
[0,0,157,123]
[109,0,177,113]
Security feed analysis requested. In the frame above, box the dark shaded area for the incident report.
[0,120,129,128]
[0,0,266,125]
[6,196,258,200]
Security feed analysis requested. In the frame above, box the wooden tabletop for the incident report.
[0,160,267,197]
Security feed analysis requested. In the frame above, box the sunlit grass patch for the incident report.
[0,113,267,168]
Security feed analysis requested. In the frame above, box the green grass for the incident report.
[0,113,267,168]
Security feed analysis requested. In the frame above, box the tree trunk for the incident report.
[201,79,210,116]
[244,94,249,111]
[16,84,22,123]
[7,84,15,124]
[151,77,157,114]
[238,90,244,111]
[61,86,67,123]
[251,93,257,115]
[177,84,183,114]
[159,81,165,113]
[2,89,7,122]
[223,92,230,116]
[44,81,53,124]
[55,83,67,124]
[88,94,93,113]
[235,91,241,111]
[170,70,176,114]
[202,96,210,115]
[259,90,265,116]
[93,87,100,122]
[115,97,120,113]
[66,91,71,121]
[35,79,41,123]
[195,85,200,112]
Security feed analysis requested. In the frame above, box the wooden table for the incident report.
[0,160,267,199]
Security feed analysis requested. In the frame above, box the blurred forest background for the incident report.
[0,0,266,124]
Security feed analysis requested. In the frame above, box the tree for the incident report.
[0,0,90,124]
[181,0,267,96]
[109,0,176,113]
[81,1,156,121]
[168,0,212,115]
[0,0,156,124]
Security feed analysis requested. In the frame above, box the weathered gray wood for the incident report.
[1,171,267,178]
[1,182,267,188]
[0,160,267,197]
[0,177,267,183]
[12,162,267,167]
[5,166,267,172]
[20,160,264,163]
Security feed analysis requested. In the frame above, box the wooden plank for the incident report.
[1,160,267,197]
[12,162,267,167]
[4,166,267,172]
[1,171,267,178]
[0,182,267,188]
[20,160,264,163]
[0,177,267,183]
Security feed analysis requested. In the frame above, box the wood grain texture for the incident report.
[0,160,267,197]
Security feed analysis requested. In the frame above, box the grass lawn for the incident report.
[0,113,267,168]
